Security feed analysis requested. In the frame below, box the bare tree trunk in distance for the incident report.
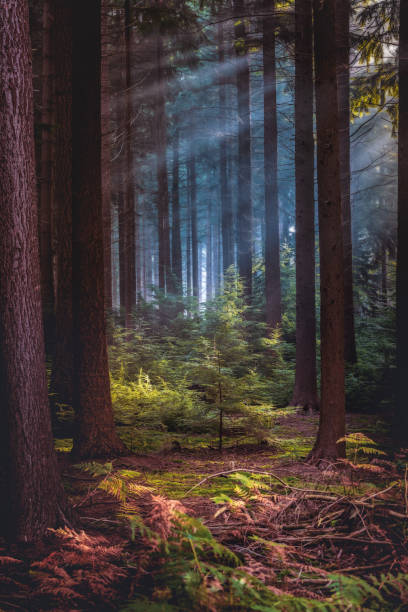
[263,0,281,330]
[395,0,408,446]
[171,128,183,291]
[291,0,319,411]
[308,0,346,462]
[39,0,55,352]
[234,0,253,298]
[71,0,125,460]
[50,0,73,412]
[189,153,199,299]
[0,0,66,541]
[218,21,234,273]
[336,0,357,364]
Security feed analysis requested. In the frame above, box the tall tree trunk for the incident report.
[186,183,192,298]
[50,0,73,411]
[207,200,213,302]
[71,0,125,460]
[291,0,319,411]
[189,153,199,299]
[0,0,66,542]
[155,29,171,294]
[102,0,112,313]
[118,192,127,319]
[381,243,387,306]
[171,128,182,291]
[309,0,345,462]
[234,0,253,298]
[396,0,408,445]
[218,22,234,272]
[39,0,55,352]
[336,0,356,364]
[124,0,136,325]
[263,0,281,330]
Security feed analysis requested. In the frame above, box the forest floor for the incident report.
[1,412,408,611]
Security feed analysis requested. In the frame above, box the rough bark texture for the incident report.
[49,0,73,411]
[234,0,253,298]
[155,29,171,294]
[309,0,346,462]
[71,0,125,460]
[336,0,357,364]
[291,0,319,411]
[218,22,234,273]
[171,129,182,291]
[263,0,281,330]
[124,0,136,325]
[39,0,55,352]
[102,0,112,313]
[0,0,65,542]
[396,0,408,445]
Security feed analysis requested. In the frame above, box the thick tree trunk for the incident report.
[71,0,125,460]
[39,0,55,353]
[336,0,357,364]
[0,0,66,542]
[263,0,281,330]
[171,129,182,291]
[234,0,253,298]
[102,0,112,313]
[50,0,73,411]
[291,0,319,411]
[218,22,234,273]
[207,200,213,302]
[118,191,127,320]
[155,30,171,294]
[396,0,408,445]
[124,0,136,325]
[309,0,346,462]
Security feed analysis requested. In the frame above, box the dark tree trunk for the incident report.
[124,0,136,325]
[0,0,66,542]
[336,0,357,364]
[186,187,192,297]
[39,0,55,352]
[396,0,408,445]
[381,243,387,306]
[118,191,127,319]
[71,0,125,460]
[263,0,281,330]
[188,153,199,299]
[50,0,73,411]
[102,0,112,313]
[155,30,171,294]
[171,129,182,291]
[218,22,234,273]
[234,0,253,298]
[309,0,346,462]
[291,0,319,411]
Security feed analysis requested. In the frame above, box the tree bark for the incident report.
[291,0,319,411]
[39,0,55,353]
[218,22,234,273]
[155,28,171,294]
[336,0,357,364]
[396,0,408,445]
[263,0,281,330]
[0,0,66,542]
[171,128,182,291]
[102,0,112,314]
[207,200,213,302]
[234,0,253,298]
[309,0,346,462]
[124,0,136,325]
[71,0,125,460]
[50,0,73,412]
[188,153,199,299]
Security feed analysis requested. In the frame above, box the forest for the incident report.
[0,0,408,609]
